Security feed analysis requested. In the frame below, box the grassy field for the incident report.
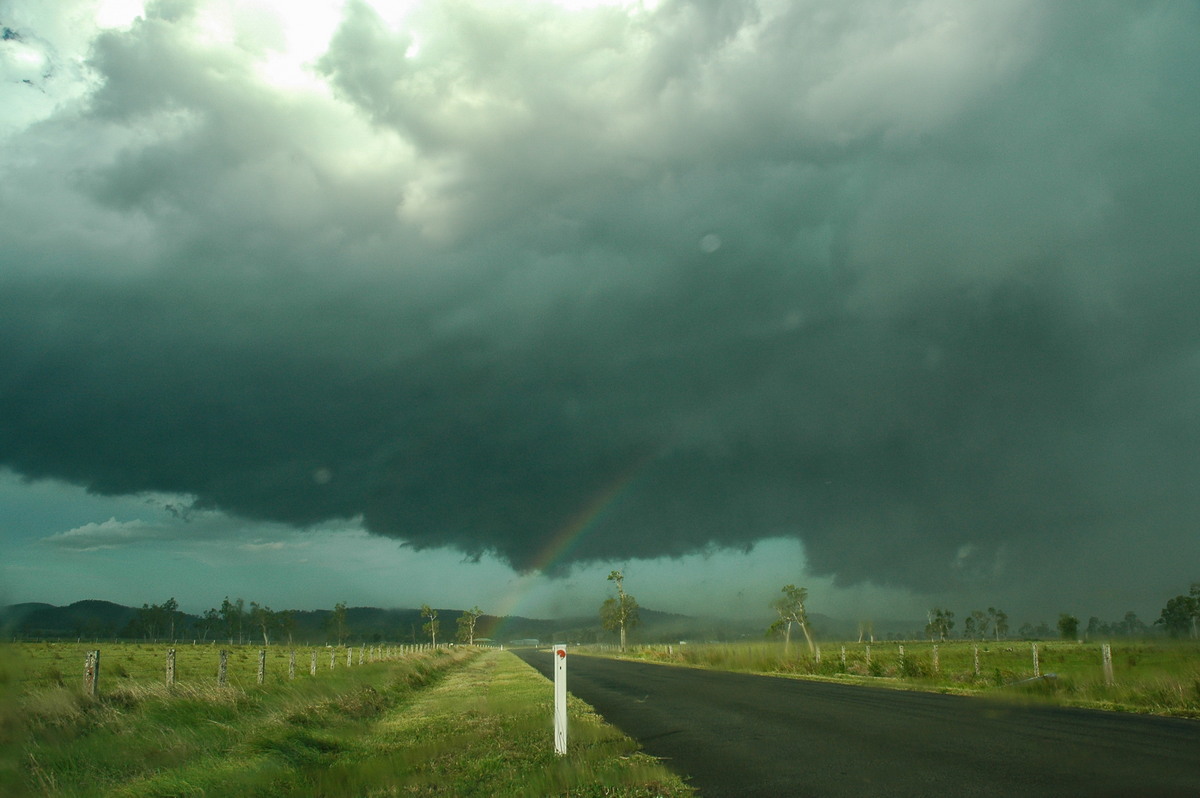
[0,642,692,797]
[591,639,1200,717]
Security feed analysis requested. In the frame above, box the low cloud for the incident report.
[43,518,170,551]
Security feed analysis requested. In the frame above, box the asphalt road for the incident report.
[513,649,1200,798]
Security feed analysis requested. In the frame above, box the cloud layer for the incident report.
[3,0,1200,600]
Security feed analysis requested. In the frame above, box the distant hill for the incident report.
[0,600,601,645]
[0,600,926,645]
[0,600,138,639]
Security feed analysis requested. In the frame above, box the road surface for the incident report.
[514,649,1200,797]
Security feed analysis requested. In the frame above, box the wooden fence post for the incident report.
[898,645,905,672]
[359,645,365,665]
[974,645,980,677]
[932,645,940,674]
[311,651,318,676]
[218,650,228,687]
[330,648,336,670]
[166,648,176,686]
[289,650,296,680]
[347,647,353,667]
[840,645,846,670]
[1102,643,1114,686]
[258,649,266,685]
[84,650,100,697]
[1032,643,1040,678]
[865,645,871,668]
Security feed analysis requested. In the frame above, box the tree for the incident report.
[1019,620,1053,639]
[456,606,484,645]
[768,584,815,656]
[1155,585,1200,639]
[327,601,349,645]
[1116,611,1147,638]
[970,609,990,640]
[990,607,1009,640]
[962,616,976,640]
[600,570,639,652]
[162,597,181,640]
[197,608,221,641]
[277,610,296,645]
[220,597,245,643]
[249,602,276,645]
[421,604,440,646]
[132,603,159,640]
[925,608,954,642]
[1058,613,1080,641]
[131,598,183,640]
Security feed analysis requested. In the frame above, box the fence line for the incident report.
[588,639,1153,688]
[55,642,456,696]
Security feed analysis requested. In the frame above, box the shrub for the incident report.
[900,657,930,679]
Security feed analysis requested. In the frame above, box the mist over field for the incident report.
[2,0,1199,623]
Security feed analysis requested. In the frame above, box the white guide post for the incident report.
[553,643,568,756]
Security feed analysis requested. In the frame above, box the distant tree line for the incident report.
[16,582,1200,645]
[117,597,491,645]
[124,598,186,640]
[137,597,298,645]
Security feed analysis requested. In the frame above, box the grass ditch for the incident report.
[587,640,1200,718]
[2,644,692,797]
[306,648,694,797]
[3,645,473,797]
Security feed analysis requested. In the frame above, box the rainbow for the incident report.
[489,449,657,636]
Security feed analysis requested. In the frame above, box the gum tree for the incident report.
[600,570,639,652]
[1057,613,1080,641]
[327,601,349,645]
[1155,584,1200,638]
[421,604,440,646]
[925,608,954,642]
[249,601,276,645]
[456,606,484,645]
[769,584,815,656]
[989,607,1009,640]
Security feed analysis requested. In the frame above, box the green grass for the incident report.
[0,643,691,797]
[591,639,1200,717]
[297,649,693,797]
[8,640,398,692]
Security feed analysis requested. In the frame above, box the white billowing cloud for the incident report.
[237,540,289,552]
[39,498,338,551]
[43,517,168,550]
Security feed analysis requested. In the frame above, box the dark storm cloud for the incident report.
[2,0,1199,597]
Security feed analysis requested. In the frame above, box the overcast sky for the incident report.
[2,0,1198,627]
